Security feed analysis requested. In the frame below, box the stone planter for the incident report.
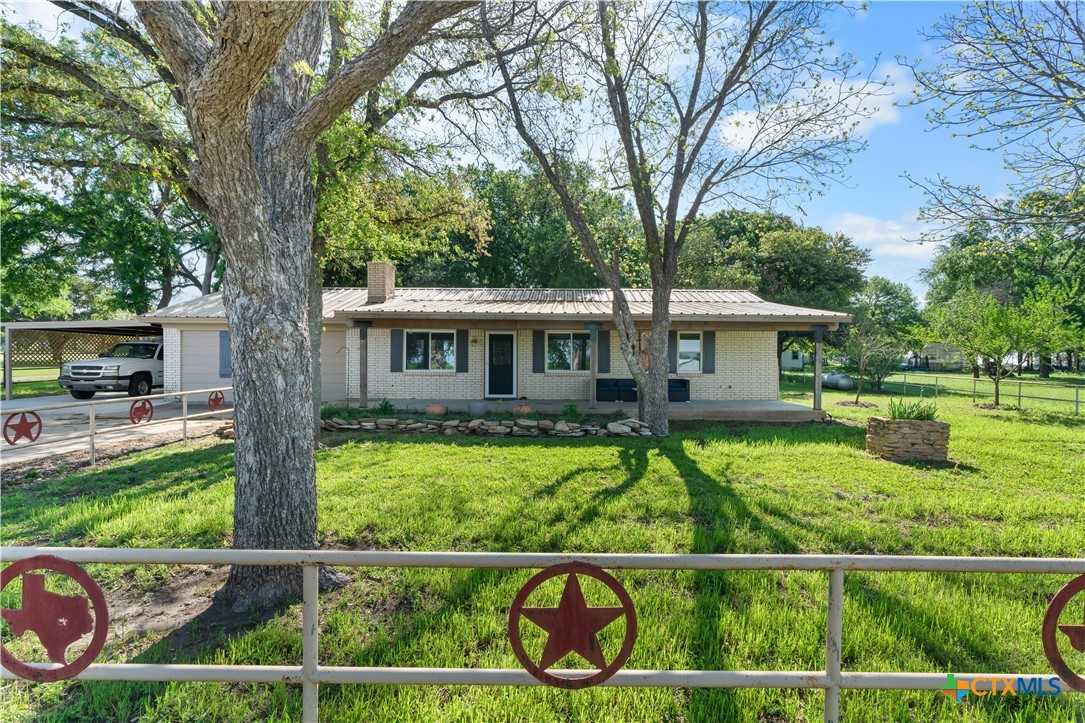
[424,404,447,416]
[866,417,950,463]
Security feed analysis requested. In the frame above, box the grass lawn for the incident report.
[2,385,1084,721]
[2,379,62,399]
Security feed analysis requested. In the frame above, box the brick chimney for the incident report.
[366,261,395,304]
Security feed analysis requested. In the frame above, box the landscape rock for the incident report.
[606,422,632,435]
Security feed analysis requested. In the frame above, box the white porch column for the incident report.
[585,322,601,409]
[354,321,371,409]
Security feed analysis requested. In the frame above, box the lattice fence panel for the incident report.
[7,330,153,368]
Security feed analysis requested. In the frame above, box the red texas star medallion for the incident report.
[129,399,154,424]
[208,391,226,412]
[1043,573,1085,693]
[3,412,43,445]
[0,555,110,682]
[508,561,637,689]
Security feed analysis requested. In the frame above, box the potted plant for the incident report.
[424,403,447,416]
[866,398,949,463]
[511,402,532,416]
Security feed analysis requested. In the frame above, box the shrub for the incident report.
[886,397,938,421]
[561,402,580,421]
[374,399,396,416]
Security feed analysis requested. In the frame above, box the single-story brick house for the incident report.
[141,262,848,417]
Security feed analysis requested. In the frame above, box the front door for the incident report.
[486,333,516,398]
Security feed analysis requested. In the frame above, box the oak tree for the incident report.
[486,1,882,434]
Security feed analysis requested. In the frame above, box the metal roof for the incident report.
[0,320,161,336]
[141,287,849,324]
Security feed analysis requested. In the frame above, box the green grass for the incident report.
[1,378,62,399]
[2,386,1084,721]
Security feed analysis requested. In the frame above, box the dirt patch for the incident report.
[1,427,230,487]
[836,400,878,408]
[975,403,1020,411]
[108,566,229,653]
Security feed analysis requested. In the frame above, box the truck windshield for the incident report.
[102,343,159,359]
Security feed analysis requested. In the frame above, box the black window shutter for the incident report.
[218,331,232,377]
[598,330,610,374]
[668,331,678,373]
[703,330,716,374]
[390,329,403,372]
[456,330,469,373]
[532,330,545,373]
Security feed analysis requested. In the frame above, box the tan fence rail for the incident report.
[1,547,1082,723]
[0,387,233,464]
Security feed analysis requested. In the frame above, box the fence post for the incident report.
[824,569,843,723]
[1017,381,1022,409]
[88,405,96,466]
[2,327,11,402]
[934,376,938,399]
[182,395,188,443]
[902,373,907,396]
[972,378,977,403]
[302,565,320,722]
[1076,386,1080,416]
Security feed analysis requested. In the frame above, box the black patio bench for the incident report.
[596,378,690,403]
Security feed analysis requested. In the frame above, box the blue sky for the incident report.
[6,1,1016,302]
[806,2,1015,298]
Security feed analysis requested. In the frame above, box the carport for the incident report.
[1,320,161,401]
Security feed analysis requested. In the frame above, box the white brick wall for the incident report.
[163,326,182,394]
[367,326,779,402]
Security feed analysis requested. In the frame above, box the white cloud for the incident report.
[718,61,914,153]
[826,211,934,259]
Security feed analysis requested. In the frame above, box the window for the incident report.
[405,331,456,371]
[547,332,591,371]
[791,351,800,360]
[677,332,702,373]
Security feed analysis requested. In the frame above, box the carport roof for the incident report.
[1,320,161,336]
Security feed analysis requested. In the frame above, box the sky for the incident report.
[802,2,1015,297]
[4,1,1018,302]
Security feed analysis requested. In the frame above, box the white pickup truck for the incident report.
[58,340,164,400]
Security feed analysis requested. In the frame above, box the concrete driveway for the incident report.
[1,392,231,465]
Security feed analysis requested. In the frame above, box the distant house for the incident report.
[141,262,848,415]
[921,342,964,371]
[780,349,807,371]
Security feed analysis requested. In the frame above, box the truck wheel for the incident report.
[71,390,96,400]
[128,374,152,397]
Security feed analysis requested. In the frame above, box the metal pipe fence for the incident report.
[2,547,1081,723]
[786,370,1081,414]
[1,387,233,464]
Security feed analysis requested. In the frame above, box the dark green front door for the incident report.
[487,333,515,397]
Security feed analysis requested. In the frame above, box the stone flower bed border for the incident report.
[320,416,653,438]
[865,417,950,463]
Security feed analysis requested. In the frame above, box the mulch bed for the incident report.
[835,401,879,408]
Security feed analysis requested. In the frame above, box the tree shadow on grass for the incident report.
[657,435,804,722]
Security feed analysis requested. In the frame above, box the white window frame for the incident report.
[677,331,703,374]
[545,331,592,373]
[403,330,457,373]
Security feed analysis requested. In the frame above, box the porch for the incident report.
[373,398,826,423]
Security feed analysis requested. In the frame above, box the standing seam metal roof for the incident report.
[140,287,850,321]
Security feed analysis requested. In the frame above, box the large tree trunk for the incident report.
[637,284,671,435]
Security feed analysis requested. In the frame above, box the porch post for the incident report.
[585,322,601,409]
[812,324,827,411]
[3,326,11,401]
[355,321,371,409]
